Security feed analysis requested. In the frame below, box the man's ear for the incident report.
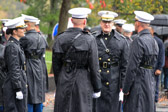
[13,29,17,35]
[137,21,140,27]
[83,19,87,25]
[71,18,73,23]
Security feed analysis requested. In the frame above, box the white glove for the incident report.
[16,91,23,100]
[92,91,101,98]
[119,90,124,101]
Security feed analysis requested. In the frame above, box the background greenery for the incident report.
[45,50,52,74]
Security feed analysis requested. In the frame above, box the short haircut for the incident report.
[71,18,85,26]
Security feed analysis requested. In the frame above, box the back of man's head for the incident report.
[68,7,91,29]
[26,22,36,31]
[71,18,86,27]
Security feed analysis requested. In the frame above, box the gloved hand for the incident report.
[119,89,124,101]
[16,91,23,100]
[92,91,101,98]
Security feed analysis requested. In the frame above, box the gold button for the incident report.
[105,38,107,40]
[108,59,110,61]
[99,58,102,60]
[99,70,101,73]
[107,70,109,73]
[26,84,28,87]
[106,82,109,85]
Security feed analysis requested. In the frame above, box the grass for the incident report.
[45,50,52,74]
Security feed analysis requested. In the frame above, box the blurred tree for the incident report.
[57,0,72,34]
[19,0,62,49]
[47,0,60,49]
[0,0,28,19]
[17,0,168,43]
[80,0,168,27]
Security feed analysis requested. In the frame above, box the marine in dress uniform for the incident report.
[20,15,45,112]
[0,40,6,112]
[91,11,129,112]
[52,7,102,112]
[35,19,49,93]
[123,11,159,112]
[3,17,27,112]
[0,19,10,112]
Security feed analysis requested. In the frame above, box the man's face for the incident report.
[100,20,113,33]
[115,25,122,33]
[15,28,26,38]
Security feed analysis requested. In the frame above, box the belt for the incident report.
[100,61,119,68]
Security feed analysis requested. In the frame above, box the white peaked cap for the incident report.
[114,19,126,25]
[21,14,29,17]
[0,19,11,24]
[134,11,154,23]
[98,11,118,18]
[68,7,91,19]
[5,17,26,29]
[122,24,135,33]
[21,14,38,23]
[98,11,118,21]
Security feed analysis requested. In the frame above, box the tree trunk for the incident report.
[47,0,60,50]
[57,0,72,34]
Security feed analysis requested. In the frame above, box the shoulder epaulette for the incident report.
[54,32,65,39]
[91,30,102,37]
[91,30,98,34]
[82,30,89,34]
[57,31,64,36]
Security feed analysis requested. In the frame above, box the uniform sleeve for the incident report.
[88,37,102,92]
[123,39,144,93]
[119,39,129,88]
[52,39,63,86]
[5,44,21,91]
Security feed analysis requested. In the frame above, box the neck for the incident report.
[137,27,145,33]
[73,25,84,30]
[27,27,35,31]
[36,29,40,32]
[13,35,20,41]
